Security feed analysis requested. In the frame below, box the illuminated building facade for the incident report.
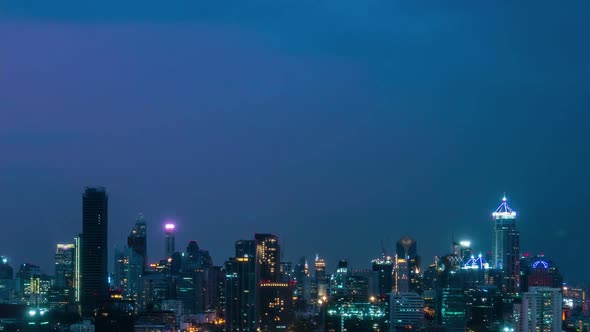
[519,255,562,292]
[258,281,294,331]
[395,259,409,294]
[330,260,349,299]
[514,287,562,332]
[325,302,388,332]
[255,234,280,282]
[0,257,13,303]
[396,236,421,293]
[52,243,76,307]
[371,255,394,298]
[492,196,520,294]
[81,186,109,317]
[390,292,424,332]
[164,223,176,258]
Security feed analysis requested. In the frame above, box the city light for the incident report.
[164,223,175,230]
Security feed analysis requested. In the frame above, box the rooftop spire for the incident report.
[493,194,516,219]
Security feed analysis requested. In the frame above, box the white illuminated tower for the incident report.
[492,195,520,293]
[164,223,176,258]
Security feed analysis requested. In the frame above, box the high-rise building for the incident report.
[492,195,520,294]
[52,243,76,306]
[395,259,409,294]
[372,255,394,299]
[396,236,421,293]
[74,235,82,304]
[314,255,328,299]
[164,223,176,258]
[128,214,147,270]
[519,255,562,292]
[81,186,109,317]
[440,287,466,332]
[330,260,349,299]
[258,281,294,331]
[113,246,143,303]
[390,292,424,332]
[0,257,14,303]
[225,240,257,332]
[514,287,562,332]
[255,234,280,282]
[293,257,311,302]
[55,244,76,288]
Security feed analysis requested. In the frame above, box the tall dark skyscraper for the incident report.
[492,196,520,294]
[127,213,147,270]
[80,187,109,317]
[225,240,257,332]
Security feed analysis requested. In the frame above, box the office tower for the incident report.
[164,223,176,258]
[440,287,466,332]
[113,246,143,303]
[347,272,373,302]
[492,195,520,294]
[255,233,280,282]
[0,257,14,302]
[52,243,76,307]
[293,257,311,302]
[55,244,76,288]
[225,240,257,332]
[330,260,349,298]
[466,286,503,332]
[390,292,424,332]
[15,263,41,303]
[203,265,226,314]
[279,262,293,283]
[372,254,394,298]
[314,255,328,299]
[258,281,294,331]
[514,287,562,332]
[74,235,81,303]
[519,255,562,292]
[81,186,109,317]
[128,214,148,270]
[396,236,421,293]
[395,259,409,294]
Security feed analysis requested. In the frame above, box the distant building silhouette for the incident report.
[80,187,109,317]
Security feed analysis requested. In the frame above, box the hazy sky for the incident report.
[1,0,589,281]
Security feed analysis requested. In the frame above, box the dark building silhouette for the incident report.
[372,255,394,299]
[225,240,257,332]
[127,214,147,270]
[81,187,109,317]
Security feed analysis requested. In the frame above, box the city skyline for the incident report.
[0,191,579,284]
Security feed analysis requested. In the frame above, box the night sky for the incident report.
[1,1,589,281]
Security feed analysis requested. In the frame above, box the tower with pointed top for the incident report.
[492,195,520,294]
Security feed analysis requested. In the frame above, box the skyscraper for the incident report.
[225,240,257,332]
[396,236,421,293]
[81,186,109,317]
[492,195,520,293]
[255,233,280,282]
[128,214,147,270]
[53,243,76,306]
[390,292,424,331]
[372,254,394,299]
[55,244,76,288]
[164,223,176,258]
[514,287,562,332]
